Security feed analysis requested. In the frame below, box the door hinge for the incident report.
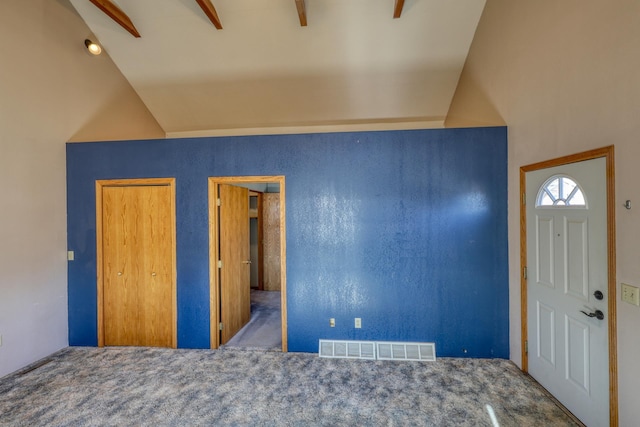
[219,322,224,331]
[217,198,221,206]
[217,260,223,269]
[523,266,528,280]
[525,340,528,354]
[522,192,526,205]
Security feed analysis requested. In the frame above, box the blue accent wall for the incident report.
[67,127,509,357]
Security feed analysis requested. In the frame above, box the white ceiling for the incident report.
[70,0,486,135]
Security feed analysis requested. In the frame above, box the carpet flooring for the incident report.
[224,290,282,350]
[0,347,579,426]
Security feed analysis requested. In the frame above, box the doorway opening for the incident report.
[520,146,617,425]
[208,176,287,351]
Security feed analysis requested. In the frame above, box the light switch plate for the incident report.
[355,318,362,328]
[67,251,75,261]
[621,283,640,306]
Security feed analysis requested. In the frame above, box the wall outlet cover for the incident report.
[621,283,640,306]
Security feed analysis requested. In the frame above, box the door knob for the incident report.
[580,309,604,320]
[242,260,251,264]
[593,290,604,300]
[151,272,156,277]
[117,272,122,276]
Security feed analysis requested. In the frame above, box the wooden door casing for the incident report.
[519,146,618,426]
[208,176,287,351]
[97,178,177,348]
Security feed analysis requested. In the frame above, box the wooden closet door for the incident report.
[102,184,174,347]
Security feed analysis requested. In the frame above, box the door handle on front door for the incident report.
[580,309,604,320]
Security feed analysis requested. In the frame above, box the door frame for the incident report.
[249,190,265,291]
[95,178,178,348]
[208,176,287,351]
[520,146,617,425]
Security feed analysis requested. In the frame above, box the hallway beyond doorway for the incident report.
[224,290,282,350]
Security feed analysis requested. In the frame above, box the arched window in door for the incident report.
[536,175,587,207]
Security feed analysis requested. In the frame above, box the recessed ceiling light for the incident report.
[84,39,102,56]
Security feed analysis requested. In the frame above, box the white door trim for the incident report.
[520,146,618,426]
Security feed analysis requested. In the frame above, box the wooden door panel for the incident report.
[101,184,174,347]
[263,193,281,291]
[103,186,142,345]
[139,185,173,347]
[102,186,121,344]
[219,184,250,344]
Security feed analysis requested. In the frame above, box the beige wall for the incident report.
[447,0,640,424]
[0,0,164,378]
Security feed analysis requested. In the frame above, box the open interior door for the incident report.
[218,183,251,344]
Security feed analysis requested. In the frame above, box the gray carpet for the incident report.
[0,347,578,426]
[225,290,282,350]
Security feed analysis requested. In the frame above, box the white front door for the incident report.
[526,157,608,427]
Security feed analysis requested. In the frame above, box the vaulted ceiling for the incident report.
[69,0,486,136]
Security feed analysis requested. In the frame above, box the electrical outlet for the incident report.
[329,318,335,327]
[622,283,640,306]
[355,318,362,329]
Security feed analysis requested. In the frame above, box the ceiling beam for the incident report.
[295,0,307,27]
[89,0,141,38]
[393,0,405,19]
[195,0,223,30]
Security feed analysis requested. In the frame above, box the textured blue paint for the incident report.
[67,127,509,357]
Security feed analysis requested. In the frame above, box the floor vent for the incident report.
[377,341,436,362]
[319,340,376,360]
[319,340,436,362]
